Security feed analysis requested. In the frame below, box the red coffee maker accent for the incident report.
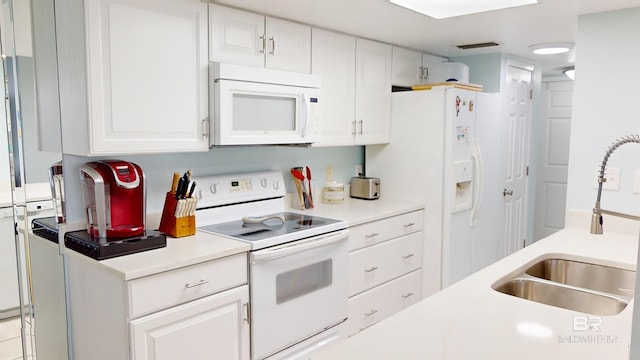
[80,160,146,239]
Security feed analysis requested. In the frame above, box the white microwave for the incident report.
[210,62,321,146]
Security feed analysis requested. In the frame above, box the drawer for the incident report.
[349,210,423,251]
[349,232,422,296]
[128,253,247,318]
[347,269,421,337]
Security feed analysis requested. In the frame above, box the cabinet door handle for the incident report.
[364,266,378,273]
[365,233,379,239]
[185,279,209,288]
[352,120,356,135]
[358,120,363,134]
[364,309,378,317]
[259,35,266,54]
[402,253,415,260]
[269,36,276,55]
[202,118,208,139]
[402,292,414,299]
[243,303,251,324]
[403,222,415,228]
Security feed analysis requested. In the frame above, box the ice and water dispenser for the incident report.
[452,160,473,212]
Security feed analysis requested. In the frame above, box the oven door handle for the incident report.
[251,229,349,264]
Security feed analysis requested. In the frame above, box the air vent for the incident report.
[457,42,500,50]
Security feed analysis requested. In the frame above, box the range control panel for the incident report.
[194,171,285,209]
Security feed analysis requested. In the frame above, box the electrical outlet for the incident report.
[355,164,363,177]
[594,166,620,191]
[326,166,334,182]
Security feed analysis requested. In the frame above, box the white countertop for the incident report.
[60,196,423,281]
[313,212,639,359]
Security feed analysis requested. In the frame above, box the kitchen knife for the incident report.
[306,166,314,208]
[187,181,197,198]
[170,172,180,194]
[176,177,185,200]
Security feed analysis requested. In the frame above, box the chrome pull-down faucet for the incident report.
[590,135,640,234]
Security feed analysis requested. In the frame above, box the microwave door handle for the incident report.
[301,93,308,138]
[251,229,348,264]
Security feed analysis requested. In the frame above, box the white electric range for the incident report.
[195,171,349,360]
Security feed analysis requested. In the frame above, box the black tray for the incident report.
[31,217,59,243]
[64,229,166,260]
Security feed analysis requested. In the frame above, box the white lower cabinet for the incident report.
[67,252,250,360]
[346,210,424,337]
[130,286,249,360]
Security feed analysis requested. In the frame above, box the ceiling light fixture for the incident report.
[529,42,574,55]
[563,66,575,80]
[387,0,538,19]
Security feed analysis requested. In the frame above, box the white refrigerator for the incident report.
[366,87,502,297]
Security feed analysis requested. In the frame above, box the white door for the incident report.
[311,28,356,146]
[209,4,265,67]
[534,81,573,240]
[86,0,209,154]
[130,286,250,360]
[264,17,311,73]
[354,38,392,145]
[501,62,533,256]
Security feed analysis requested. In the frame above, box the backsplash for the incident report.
[62,145,364,224]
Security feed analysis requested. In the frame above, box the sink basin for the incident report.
[492,257,636,315]
[525,258,635,298]
[494,278,629,316]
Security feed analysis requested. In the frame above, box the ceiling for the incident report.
[213,0,640,78]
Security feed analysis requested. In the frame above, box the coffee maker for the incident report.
[80,160,146,239]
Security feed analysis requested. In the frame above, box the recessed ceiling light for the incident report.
[563,66,575,80]
[529,42,574,55]
[387,0,538,19]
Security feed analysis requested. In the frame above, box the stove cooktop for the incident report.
[198,212,346,250]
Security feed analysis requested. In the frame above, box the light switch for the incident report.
[634,170,640,194]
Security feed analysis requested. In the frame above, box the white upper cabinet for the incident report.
[48,0,210,155]
[209,4,311,73]
[355,38,392,145]
[392,46,427,87]
[392,46,451,87]
[311,28,356,146]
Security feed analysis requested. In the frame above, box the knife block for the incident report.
[159,192,196,238]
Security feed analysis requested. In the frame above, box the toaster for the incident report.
[350,176,380,200]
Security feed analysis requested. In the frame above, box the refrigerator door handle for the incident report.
[470,140,483,227]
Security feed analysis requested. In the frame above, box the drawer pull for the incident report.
[365,233,379,239]
[364,266,379,273]
[185,279,209,288]
[364,309,378,317]
[403,222,416,228]
[402,253,415,259]
[402,292,415,299]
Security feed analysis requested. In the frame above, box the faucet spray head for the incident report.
[590,209,603,234]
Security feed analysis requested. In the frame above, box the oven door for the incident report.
[249,229,348,360]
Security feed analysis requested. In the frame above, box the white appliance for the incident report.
[210,62,321,146]
[196,171,348,360]
[366,87,502,296]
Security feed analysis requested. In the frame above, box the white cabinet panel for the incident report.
[130,285,250,360]
[349,232,422,296]
[349,210,423,251]
[209,4,311,73]
[347,270,421,336]
[311,28,356,146]
[355,38,392,145]
[392,46,424,87]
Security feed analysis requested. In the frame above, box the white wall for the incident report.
[566,8,640,216]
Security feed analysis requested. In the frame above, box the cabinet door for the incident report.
[391,46,423,87]
[355,38,392,145]
[85,0,209,154]
[311,28,356,146]
[209,4,265,67]
[265,17,311,73]
[130,285,250,360]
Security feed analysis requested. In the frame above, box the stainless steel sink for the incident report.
[525,258,635,298]
[494,278,629,316]
[492,257,635,315]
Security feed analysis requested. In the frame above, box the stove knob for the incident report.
[209,183,217,194]
[273,181,279,190]
[260,178,268,188]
